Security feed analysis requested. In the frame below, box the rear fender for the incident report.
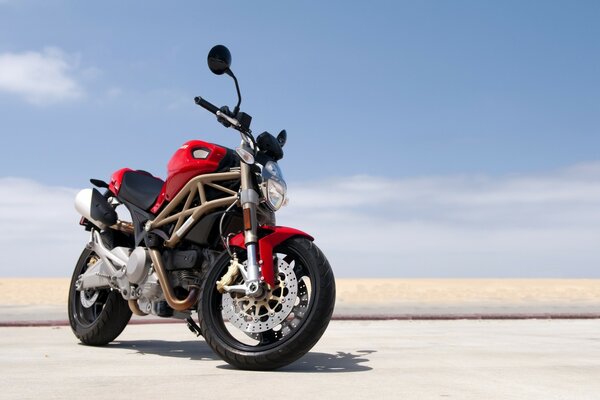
[108,168,133,196]
[229,226,314,287]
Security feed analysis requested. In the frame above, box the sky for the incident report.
[0,1,599,277]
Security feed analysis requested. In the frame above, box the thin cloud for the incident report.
[279,162,600,277]
[0,178,88,277]
[0,47,85,104]
[1,163,600,277]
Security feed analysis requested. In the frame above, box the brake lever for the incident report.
[216,110,242,129]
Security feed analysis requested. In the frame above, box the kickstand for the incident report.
[186,317,202,337]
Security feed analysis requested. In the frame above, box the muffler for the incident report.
[75,188,118,229]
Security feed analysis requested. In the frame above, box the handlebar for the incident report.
[194,95,254,149]
[194,96,219,115]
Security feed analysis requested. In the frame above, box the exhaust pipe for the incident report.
[111,220,134,234]
[128,300,148,316]
[149,249,199,311]
[75,188,118,229]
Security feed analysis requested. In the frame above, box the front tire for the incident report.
[68,248,132,346]
[198,237,336,370]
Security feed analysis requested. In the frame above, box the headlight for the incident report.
[265,179,287,210]
[261,161,287,211]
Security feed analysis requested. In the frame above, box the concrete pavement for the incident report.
[1,319,599,400]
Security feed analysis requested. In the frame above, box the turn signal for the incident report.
[236,147,255,164]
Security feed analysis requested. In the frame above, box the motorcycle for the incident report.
[69,45,336,370]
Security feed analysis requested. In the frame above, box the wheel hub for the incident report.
[79,256,100,308]
[80,290,99,308]
[221,257,298,333]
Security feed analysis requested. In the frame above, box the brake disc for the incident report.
[221,257,298,333]
[80,290,99,308]
[80,256,100,308]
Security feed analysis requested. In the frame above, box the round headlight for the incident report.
[261,161,287,211]
[266,179,287,210]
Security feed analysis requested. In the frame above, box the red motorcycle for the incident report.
[69,45,336,370]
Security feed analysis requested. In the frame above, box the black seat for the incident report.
[118,171,164,210]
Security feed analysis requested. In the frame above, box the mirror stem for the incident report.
[226,69,242,116]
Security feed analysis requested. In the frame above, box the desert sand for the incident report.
[1,278,599,313]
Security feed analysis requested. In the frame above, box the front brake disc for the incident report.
[221,257,298,333]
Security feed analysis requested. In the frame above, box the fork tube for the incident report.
[240,162,258,244]
[239,147,261,283]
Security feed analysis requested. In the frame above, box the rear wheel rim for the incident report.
[71,253,110,328]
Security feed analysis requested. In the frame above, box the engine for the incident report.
[75,230,206,317]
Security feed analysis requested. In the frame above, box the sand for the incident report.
[1,278,599,307]
[335,278,600,305]
[0,278,598,321]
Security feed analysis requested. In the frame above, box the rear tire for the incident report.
[68,248,132,346]
[198,237,336,370]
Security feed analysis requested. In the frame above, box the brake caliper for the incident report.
[216,254,241,293]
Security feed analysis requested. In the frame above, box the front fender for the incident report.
[229,226,314,287]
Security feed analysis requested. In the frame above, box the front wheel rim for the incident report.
[207,249,318,351]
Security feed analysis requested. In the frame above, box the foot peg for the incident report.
[186,317,202,337]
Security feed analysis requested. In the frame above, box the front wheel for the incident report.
[198,237,336,370]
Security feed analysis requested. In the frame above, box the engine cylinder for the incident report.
[126,247,151,284]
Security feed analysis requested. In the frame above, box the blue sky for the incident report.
[0,1,599,277]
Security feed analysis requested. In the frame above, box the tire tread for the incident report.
[198,237,336,370]
[68,248,132,346]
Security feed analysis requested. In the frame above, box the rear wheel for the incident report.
[68,248,132,346]
[198,237,336,370]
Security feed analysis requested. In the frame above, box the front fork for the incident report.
[226,146,263,297]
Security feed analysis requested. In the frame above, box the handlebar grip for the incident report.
[194,96,219,114]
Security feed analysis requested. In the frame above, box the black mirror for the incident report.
[207,45,232,75]
[277,130,287,147]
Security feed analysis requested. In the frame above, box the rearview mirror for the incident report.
[277,130,287,147]
[207,45,232,75]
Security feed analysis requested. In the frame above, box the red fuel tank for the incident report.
[165,140,229,200]
[150,140,229,213]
